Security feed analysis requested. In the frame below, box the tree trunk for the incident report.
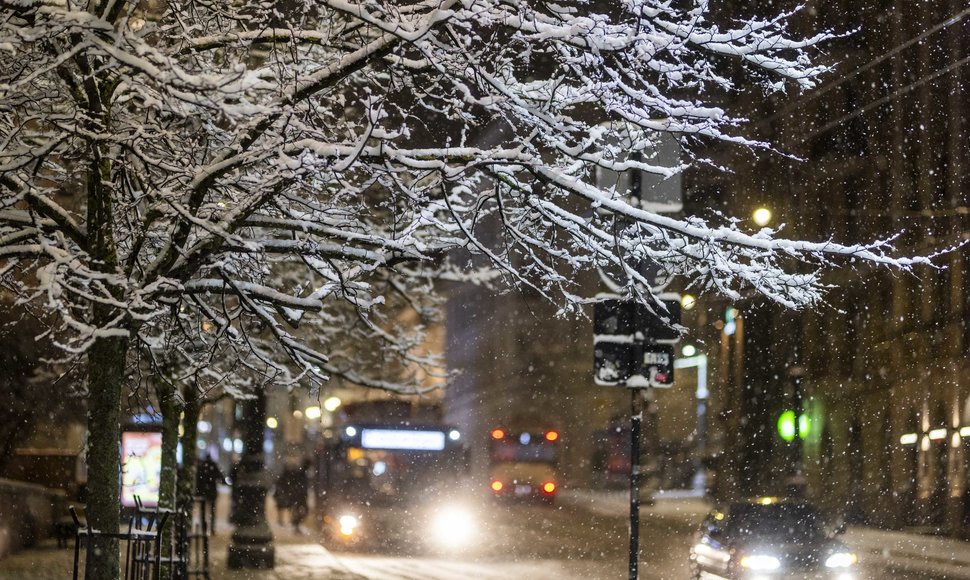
[157,379,180,576]
[85,334,128,580]
[158,381,180,510]
[177,381,201,509]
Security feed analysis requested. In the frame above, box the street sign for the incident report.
[639,298,681,344]
[593,299,638,338]
[593,297,681,341]
[641,344,674,387]
[593,295,681,388]
[594,341,638,386]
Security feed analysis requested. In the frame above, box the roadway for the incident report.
[204,493,950,579]
[0,491,955,579]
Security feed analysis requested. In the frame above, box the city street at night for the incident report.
[6,0,970,578]
[3,493,967,579]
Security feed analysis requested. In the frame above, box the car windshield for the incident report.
[725,503,826,542]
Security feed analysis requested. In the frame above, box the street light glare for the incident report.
[305,406,322,420]
[323,396,342,412]
[681,294,697,311]
[266,417,279,429]
[753,207,772,226]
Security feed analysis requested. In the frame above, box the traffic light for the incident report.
[593,295,681,387]
[776,410,810,442]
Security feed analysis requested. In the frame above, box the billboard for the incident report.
[121,430,163,507]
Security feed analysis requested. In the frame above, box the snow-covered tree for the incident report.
[0,0,929,576]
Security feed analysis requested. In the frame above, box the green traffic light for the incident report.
[777,410,810,442]
[798,413,811,438]
[778,410,797,442]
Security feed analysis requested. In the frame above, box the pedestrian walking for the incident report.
[275,459,310,533]
[274,465,295,526]
[196,454,225,532]
[291,459,311,533]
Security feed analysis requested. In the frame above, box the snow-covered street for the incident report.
[2,491,964,580]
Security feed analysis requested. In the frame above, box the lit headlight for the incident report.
[739,554,781,571]
[338,514,359,536]
[430,505,475,547]
[825,552,858,568]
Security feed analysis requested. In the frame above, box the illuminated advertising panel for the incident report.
[360,428,446,451]
[121,430,163,507]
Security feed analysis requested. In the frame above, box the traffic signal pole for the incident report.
[629,388,645,580]
[594,297,680,579]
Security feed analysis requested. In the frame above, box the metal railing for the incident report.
[70,496,211,580]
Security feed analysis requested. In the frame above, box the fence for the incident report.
[71,496,210,580]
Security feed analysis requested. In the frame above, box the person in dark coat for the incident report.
[275,460,310,532]
[196,454,225,532]
[274,467,293,526]
[290,460,310,532]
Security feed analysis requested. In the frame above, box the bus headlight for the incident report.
[338,514,359,537]
[825,552,858,568]
[739,554,781,571]
[430,505,475,547]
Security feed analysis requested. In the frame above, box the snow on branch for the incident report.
[0,0,924,397]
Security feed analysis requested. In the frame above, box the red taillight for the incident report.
[545,430,559,442]
[491,428,505,440]
[542,482,557,494]
[491,480,504,492]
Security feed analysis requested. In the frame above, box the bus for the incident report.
[487,424,561,503]
[314,403,474,550]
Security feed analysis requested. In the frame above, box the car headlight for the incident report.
[739,554,781,571]
[430,505,475,547]
[338,514,359,536]
[825,552,858,568]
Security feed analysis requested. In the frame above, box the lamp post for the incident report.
[716,306,744,500]
[227,389,275,569]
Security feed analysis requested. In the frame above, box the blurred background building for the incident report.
[691,0,970,536]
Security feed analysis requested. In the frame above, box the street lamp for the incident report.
[681,294,697,311]
[752,207,772,227]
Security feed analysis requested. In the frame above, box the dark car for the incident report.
[689,497,858,579]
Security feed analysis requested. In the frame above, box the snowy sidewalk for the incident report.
[561,489,970,579]
[845,527,970,579]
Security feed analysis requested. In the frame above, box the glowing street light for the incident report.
[304,406,322,420]
[752,207,772,227]
[681,294,697,311]
[323,396,342,412]
[266,417,279,429]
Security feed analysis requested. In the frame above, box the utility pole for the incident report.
[629,388,645,580]
[594,298,680,579]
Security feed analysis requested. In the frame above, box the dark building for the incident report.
[693,0,970,535]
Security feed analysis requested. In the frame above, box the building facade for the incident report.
[694,0,970,534]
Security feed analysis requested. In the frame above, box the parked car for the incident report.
[689,497,857,579]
